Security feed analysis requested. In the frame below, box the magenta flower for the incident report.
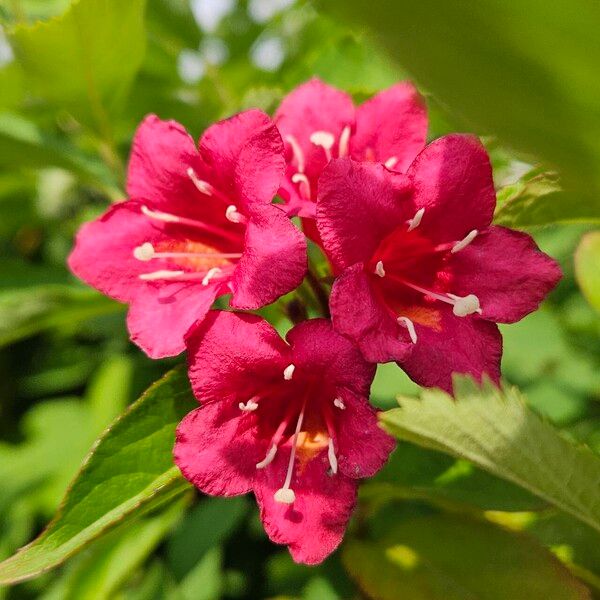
[175,311,395,564]
[68,110,306,358]
[274,78,427,221]
[317,135,562,392]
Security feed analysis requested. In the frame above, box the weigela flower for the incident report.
[175,311,395,564]
[275,78,427,221]
[317,134,562,392]
[68,110,306,358]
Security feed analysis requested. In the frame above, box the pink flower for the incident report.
[275,78,427,222]
[175,311,395,564]
[68,110,307,358]
[317,135,562,392]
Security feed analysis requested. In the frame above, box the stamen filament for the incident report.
[186,167,214,196]
[407,207,425,231]
[291,173,311,200]
[327,438,338,474]
[139,269,185,281]
[397,316,418,344]
[338,125,351,158]
[225,205,247,224]
[451,229,478,253]
[202,267,222,286]
[285,135,305,173]
[256,444,277,469]
[310,131,335,162]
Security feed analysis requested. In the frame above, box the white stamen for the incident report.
[451,229,478,253]
[283,364,295,380]
[291,172,311,199]
[338,125,351,157]
[139,269,185,281]
[239,399,258,412]
[225,205,246,224]
[397,316,418,344]
[333,397,346,410]
[141,205,180,224]
[310,130,335,161]
[384,156,398,169]
[187,167,213,195]
[448,294,482,317]
[327,438,338,474]
[407,207,425,231]
[285,135,305,173]
[375,260,386,278]
[274,401,306,504]
[133,242,155,261]
[201,267,222,286]
[256,445,277,469]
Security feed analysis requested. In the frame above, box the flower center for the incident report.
[240,363,345,505]
[133,168,246,285]
[368,208,482,342]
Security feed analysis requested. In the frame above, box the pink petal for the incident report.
[199,109,285,208]
[399,307,502,393]
[68,201,174,302]
[352,82,427,172]
[254,449,357,565]
[230,205,307,310]
[335,390,396,479]
[329,264,413,363]
[175,402,258,496]
[449,226,562,323]
[185,311,290,404]
[317,159,413,271]
[286,319,376,397]
[407,134,496,243]
[127,280,221,358]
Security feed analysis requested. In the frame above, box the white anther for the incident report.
[256,445,278,469]
[310,130,335,161]
[201,267,222,286]
[338,125,351,157]
[448,294,482,317]
[239,399,258,412]
[187,167,213,195]
[291,172,311,199]
[333,397,346,410]
[375,260,386,278]
[451,229,478,253]
[285,135,305,173]
[225,205,246,224]
[397,316,418,344]
[274,488,296,504]
[384,156,398,169]
[407,207,425,231]
[327,438,338,474]
[283,364,296,380]
[139,269,185,281]
[133,242,155,261]
[141,205,179,223]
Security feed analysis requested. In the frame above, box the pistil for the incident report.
[310,131,335,162]
[133,242,242,262]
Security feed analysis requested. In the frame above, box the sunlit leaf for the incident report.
[575,232,600,314]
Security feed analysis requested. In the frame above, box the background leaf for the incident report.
[575,232,600,314]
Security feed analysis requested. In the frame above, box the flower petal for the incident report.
[399,307,502,393]
[317,159,413,271]
[335,390,396,479]
[230,205,307,310]
[352,82,427,172]
[408,134,496,243]
[199,109,285,207]
[254,449,357,565]
[329,264,413,363]
[175,402,258,496]
[185,311,290,403]
[449,226,562,323]
[127,280,221,358]
[286,318,375,398]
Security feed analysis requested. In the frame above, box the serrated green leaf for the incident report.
[343,514,590,600]
[380,378,600,534]
[575,232,600,314]
[8,0,147,130]
[0,367,195,584]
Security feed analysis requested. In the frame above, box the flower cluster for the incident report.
[68,79,561,564]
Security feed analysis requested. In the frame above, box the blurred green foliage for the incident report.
[0,0,599,598]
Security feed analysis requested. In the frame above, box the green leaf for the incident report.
[575,232,600,314]
[0,367,195,584]
[380,378,600,535]
[343,514,590,599]
[327,0,600,223]
[8,0,147,130]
